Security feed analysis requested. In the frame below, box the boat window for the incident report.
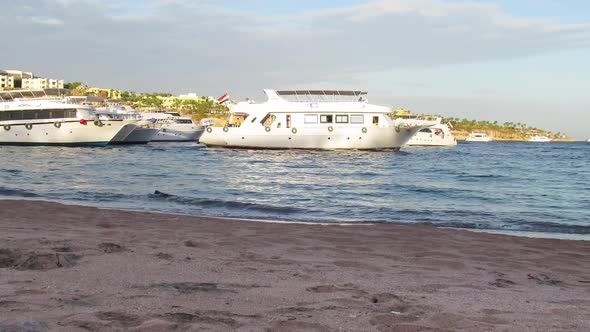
[335,115,349,123]
[0,109,77,121]
[419,128,432,133]
[286,115,291,128]
[350,114,364,124]
[250,117,257,123]
[260,113,276,127]
[373,116,379,126]
[304,114,318,124]
[320,114,333,123]
[175,119,193,124]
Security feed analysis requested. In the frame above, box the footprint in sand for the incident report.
[97,242,126,254]
[527,273,562,286]
[1,248,78,271]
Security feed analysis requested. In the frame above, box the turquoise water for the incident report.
[1,142,589,235]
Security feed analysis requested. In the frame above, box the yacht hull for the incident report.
[466,138,493,142]
[121,127,159,144]
[150,126,205,142]
[200,126,421,150]
[407,134,457,147]
[0,120,135,146]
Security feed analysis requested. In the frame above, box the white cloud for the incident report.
[30,16,64,26]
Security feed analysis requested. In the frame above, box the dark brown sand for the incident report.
[1,200,589,331]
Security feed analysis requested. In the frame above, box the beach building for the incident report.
[85,87,122,99]
[22,78,64,90]
[0,74,14,90]
[158,93,216,110]
[1,69,64,90]
[2,70,33,79]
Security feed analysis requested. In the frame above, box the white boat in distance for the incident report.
[142,112,205,142]
[393,111,456,147]
[529,135,552,142]
[200,89,433,150]
[95,105,159,144]
[0,91,136,146]
[408,123,457,146]
[466,132,493,142]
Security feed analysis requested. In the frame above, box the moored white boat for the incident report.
[407,124,457,146]
[95,106,158,144]
[466,132,493,142]
[528,135,551,142]
[392,111,456,147]
[141,112,205,142]
[0,94,136,146]
[200,89,432,150]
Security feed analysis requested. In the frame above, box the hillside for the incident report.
[442,118,574,142]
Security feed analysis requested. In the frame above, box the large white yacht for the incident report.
[0,92,136,146]
[466,132,493,142]
[200,89,432,150]
[141,112,205,142]
[95,105,159,144]
[528,135,551,142]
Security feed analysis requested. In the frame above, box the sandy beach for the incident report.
[1,200,589,331]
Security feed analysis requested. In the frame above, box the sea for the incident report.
[1,142,589,237]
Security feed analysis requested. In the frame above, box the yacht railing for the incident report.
[276,90,368,103]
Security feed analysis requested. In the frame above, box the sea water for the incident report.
[1,142,588,235]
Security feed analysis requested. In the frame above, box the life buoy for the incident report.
[265,126,271,132]
[54,122,61,128]
[25,124,33,130]
[3,125,10,131]
[206,127,212,133]
[362,127,368,133]
[328,126,333,132]
[291,128,297,134]
[223,126,229,132]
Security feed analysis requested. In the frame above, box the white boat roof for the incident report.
[266,89,368,103]
[0,89,48,101]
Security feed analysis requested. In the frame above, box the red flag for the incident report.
[217,93,229,104]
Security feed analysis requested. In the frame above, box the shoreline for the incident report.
[1,197,587,242]
[1,200,590,331]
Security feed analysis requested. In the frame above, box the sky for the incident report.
[1,0,589,138]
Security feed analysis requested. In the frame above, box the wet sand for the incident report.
[1,200,589,331]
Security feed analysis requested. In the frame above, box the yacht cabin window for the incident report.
[304,114,318,124]
[373,116,379,126]
[320,115,333,123]
[335,115,349,123]
[350,114,364,124]
[0,109,78,121]
[260,114,276,127]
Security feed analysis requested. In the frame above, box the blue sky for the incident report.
[1,0,589,138]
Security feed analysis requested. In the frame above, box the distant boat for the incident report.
[406,123,457,147]
[529,135,551,142]
[392,111,457,147]
[142,112,205,142]
[95,105,159,144]
[466,132,493,142]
